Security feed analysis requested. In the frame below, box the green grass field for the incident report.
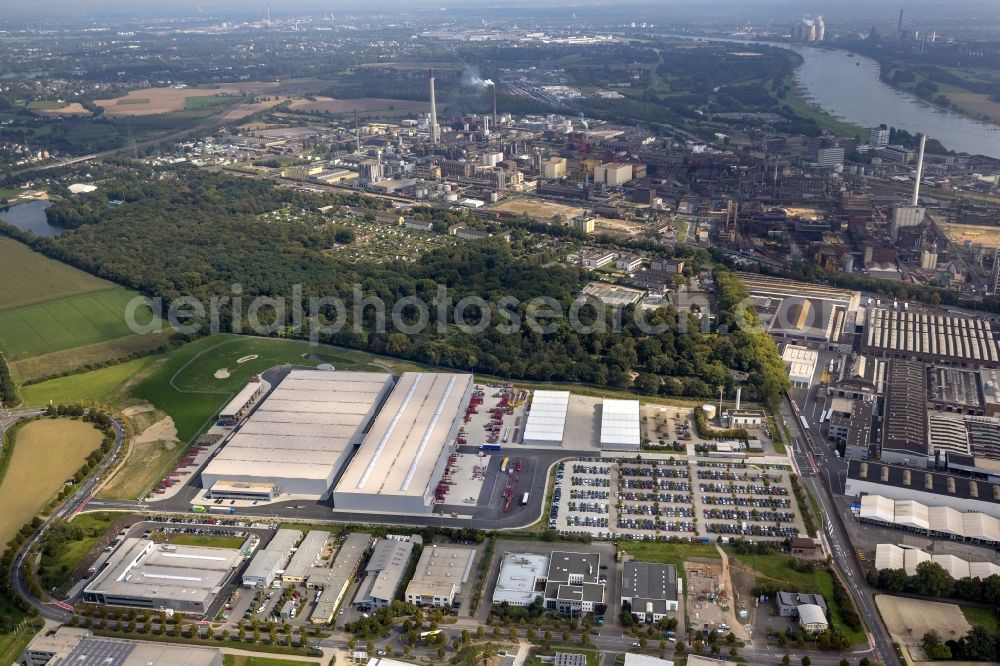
[40,512,120,593]
[617,541,720,571]
[223,656,319,666]
[130,334,398,443]
[159,532,246,549]
[733,553,866,644]
[0,237,112,311]
[960,605,1000,637]
[0,287,160,360]
[21,333,409,462]
[15,330,174,383]
[185,95,236,111]
[20,357,157,407]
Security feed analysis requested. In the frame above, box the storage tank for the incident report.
[702,404,717,420]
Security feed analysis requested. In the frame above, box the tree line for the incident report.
[9,168,790,405]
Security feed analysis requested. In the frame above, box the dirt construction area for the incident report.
[492,197,585,223]
[685,555,750,640]
[875,595,971,646]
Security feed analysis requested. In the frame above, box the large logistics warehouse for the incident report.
[333,372,473,514]
[201,370,394,498]
[522,391,570,446]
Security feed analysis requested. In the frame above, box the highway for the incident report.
[781,394,899,666]
[8,410,127,623]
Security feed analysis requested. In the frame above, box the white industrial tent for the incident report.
[522,391,570,446]
[600,399,641,449]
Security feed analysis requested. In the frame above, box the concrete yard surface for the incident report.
[874,594,972,646]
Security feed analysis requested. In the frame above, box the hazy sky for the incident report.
[2,0,996,22]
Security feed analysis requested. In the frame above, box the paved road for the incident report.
[781,394,899,666]
[9,412,127,622]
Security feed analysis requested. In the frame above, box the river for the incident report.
[783,44,1000,158]
[676,35,1000,158]
[0,200,63,237]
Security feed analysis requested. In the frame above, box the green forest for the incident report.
[3,168,789,407]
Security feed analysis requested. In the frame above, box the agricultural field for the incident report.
[492,197,585,222]
[287,96,428,115]
[0,286,161,361]
[185,94,237,111]
[0,238,112,311]
[95,87,241,117]
[0,418,103,550]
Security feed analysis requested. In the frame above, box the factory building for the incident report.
[782,345,818,389]
[874,543,1000,578]
[282,530,330,583]
[242,529,302,588]
[311,532,371,624]
[201,370,394,498]
[354,537,418,610]
[857,494,1000,546]
[333,372,474,514]
[861,308,1000,367]
[522,391,570,446]
[621,562,681,623]
[404,545,476,608]
[600,399,641,450]
[880,360,929,466]
[83,539,241,615]
[846,460,1000,519]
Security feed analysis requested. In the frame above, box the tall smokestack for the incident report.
[354,109,360,154]
[491,82,497,129]
[428,69,439,145]
[735,387,742,411]
[913,133,926,206]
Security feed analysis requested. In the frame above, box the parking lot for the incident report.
[551,458,806,542]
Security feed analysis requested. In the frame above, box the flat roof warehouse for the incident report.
[201,370,394,496]
[202,369,474,514]
[333,372,474,513]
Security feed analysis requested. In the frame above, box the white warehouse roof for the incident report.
[523,391,570,444]
[333,372,473,513]
[876,543,1000,578]
[220,380,263,419]
[600,399,641,448]
[201,370,393,496]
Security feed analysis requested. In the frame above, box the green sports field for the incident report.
[0,287,160,360]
